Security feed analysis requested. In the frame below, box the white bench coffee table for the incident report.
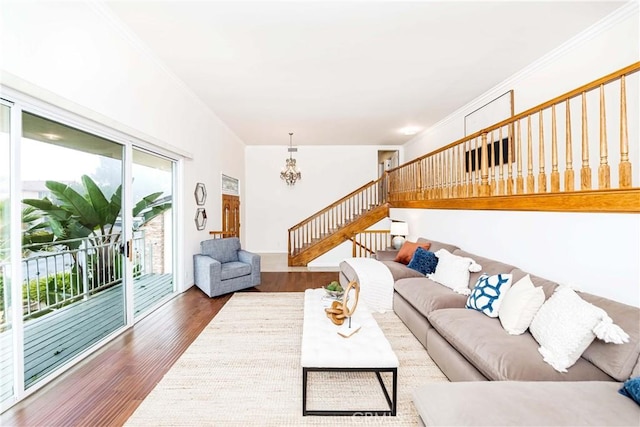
[300,288,399,416]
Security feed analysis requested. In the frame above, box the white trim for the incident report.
[124,144,135,326]
[3,99,25,411]
[175,158,187,291]
[404,0,638,149]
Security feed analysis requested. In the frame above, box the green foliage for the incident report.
[23,272,79,305]
[22,175,171,250]
[0,272,80,316]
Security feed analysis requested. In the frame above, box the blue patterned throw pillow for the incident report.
[466,273,513,317]
[619,377,640,405]
[407,247,439,275]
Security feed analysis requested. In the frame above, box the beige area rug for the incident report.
[125,292,448,426]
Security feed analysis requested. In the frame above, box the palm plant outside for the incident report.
[17,175,171,311]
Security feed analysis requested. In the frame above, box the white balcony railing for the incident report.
[0,232,147,330]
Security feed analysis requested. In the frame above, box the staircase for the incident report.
[288,176,390,266]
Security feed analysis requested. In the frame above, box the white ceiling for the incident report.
[105,1,625,146]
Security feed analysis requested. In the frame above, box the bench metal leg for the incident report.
[302,367,397,416]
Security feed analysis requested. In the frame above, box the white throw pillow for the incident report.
[499,275,545,334]
[428,249,482,296]
[466,273,513,318]
[529,286,629,372]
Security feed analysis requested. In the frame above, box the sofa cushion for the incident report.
[394,278,467,317]
[451,249,519,291]
[413,381,640,427]
[580,293,640,381]
[417,237,460,254]
[379,260,425,281]
[510,269,560,300]
[220,261,251,280]
[407,248,438,275]
[465,273,513,318]
[427,308,613,381]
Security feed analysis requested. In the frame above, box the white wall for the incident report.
[245,145,398,253]
[396,4,640,307]
[391,208,640,308]
[1,1,246,291]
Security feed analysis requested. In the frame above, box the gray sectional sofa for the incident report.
[339,237,640,426]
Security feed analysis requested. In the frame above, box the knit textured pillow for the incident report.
[530,286,630,372]
[407,247,439,275]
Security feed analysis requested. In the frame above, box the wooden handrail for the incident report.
[209,230,235,238]
[387,62,640,170]
[350,230,391,257]
[386,62,639,213]
[288,176,389,262]
[288,177,386,231]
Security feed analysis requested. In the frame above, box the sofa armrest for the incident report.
[193,254,221,288]
[374,249,399,261]
[238,250,261,285]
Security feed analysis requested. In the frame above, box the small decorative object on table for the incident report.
[323,280,344,299]
[324,281,360,334]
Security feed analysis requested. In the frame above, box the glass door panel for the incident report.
[132,148,174,318]
[20,112,126,388]
[0,103,14,405]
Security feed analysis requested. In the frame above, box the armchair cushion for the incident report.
[201,237,241,263]
[221,262,252,280]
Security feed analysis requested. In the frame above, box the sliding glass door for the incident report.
[20,112,127,388]
[132,148,175,318]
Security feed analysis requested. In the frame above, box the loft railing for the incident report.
[0,232,147,330]
[350,230,391,258]
[288,176,388,258]
[388,62,640,212]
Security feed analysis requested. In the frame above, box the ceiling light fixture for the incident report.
[399,126,421,136]
[41,133,62,141]
[280,132,302,186]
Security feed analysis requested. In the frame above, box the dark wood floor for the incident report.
[0,271,338,427]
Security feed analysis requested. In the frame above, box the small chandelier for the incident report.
[280,132,302,186]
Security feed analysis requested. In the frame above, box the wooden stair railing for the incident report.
[288,177,389,266]
[350,230,392,258]
[208,231,236,239]
[388,62,640,213]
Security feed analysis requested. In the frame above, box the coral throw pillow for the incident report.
[394,241,431,265]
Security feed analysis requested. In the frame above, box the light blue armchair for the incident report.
[193,237,261,297]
